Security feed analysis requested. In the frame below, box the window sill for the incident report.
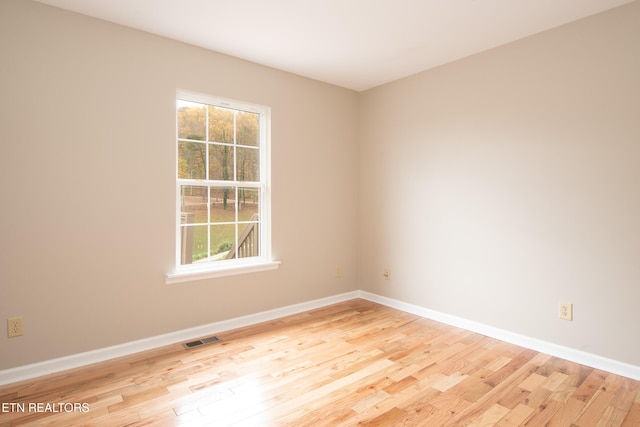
[166,260,280,284]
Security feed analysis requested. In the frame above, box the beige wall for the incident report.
[0,0,359,369]
[359,2,640,365]
[1,0,639,372]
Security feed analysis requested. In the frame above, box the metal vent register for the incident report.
[183,335,221,349]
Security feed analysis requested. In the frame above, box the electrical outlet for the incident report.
[559,303,573,321]
[383,269,391,280]
[335,266,342,278]
[7,317,24,337]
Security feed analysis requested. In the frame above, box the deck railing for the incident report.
[180,212,194,264]
[180,212,259,263]
[226,213,259,259]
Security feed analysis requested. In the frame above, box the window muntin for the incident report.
[175,93,270,273]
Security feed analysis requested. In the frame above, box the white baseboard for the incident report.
[0,291,359,386]
[2,289,638,386]
[357,291,640,381]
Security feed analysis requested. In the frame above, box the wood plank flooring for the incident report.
[1,299,639,426]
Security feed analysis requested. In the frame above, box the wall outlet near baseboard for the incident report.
[559,303,573,321]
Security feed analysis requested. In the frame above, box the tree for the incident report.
[208,107,234,209]
[177,103,261,210]
[236,112,259,208]
[177,104,206,181]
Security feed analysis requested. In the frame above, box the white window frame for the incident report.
[166,90,279,284]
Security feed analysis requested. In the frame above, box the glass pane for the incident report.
[237,221,259,259]
[210,224,236,260]
[209,145,233,181]
[238,188,259,221]
[208,106,234,143]
[180,185,208,224]
[236,147,259,182]
[180,225,208,265]
[209,187,236,223]
[178,141,206,179]
[236,111,259,147]
[177,101,206,140]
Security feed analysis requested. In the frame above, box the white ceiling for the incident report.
[35,0,634,91]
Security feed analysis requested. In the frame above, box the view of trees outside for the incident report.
[177,101,260,264]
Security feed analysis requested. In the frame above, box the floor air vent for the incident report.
[183,335,221,349]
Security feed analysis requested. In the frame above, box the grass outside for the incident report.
[183,201,258,261]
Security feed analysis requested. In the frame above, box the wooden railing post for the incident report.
[226,213,259,260]
[180,212,194,264]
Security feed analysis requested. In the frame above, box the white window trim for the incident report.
[166,260,281,284]
[166,90,278,284]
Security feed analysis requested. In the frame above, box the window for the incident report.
[167,91,278,283]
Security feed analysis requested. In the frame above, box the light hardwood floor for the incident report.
[1,299,639,426]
